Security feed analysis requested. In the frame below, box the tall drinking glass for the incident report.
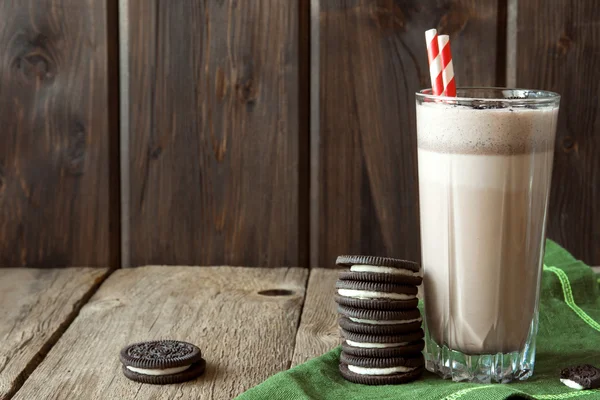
[416,88,560,383]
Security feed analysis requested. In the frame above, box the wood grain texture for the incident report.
[0,268,110,399]
[315,0,500,267]
[515,0,600,265]
[292,268,340,366]
[0,0,118,268]
[127,0,304,267]
[13,266,308,400]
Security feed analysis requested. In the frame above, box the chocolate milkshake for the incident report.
[416,88,560,382]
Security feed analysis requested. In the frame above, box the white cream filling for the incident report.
[560,379,584,390]
[349,317,422,325]
[338,289,416,300]
[351,265,422,277]
[348,365,417,375]
[126,365,191,376]
[346,339,409,348]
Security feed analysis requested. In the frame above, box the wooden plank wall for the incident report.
[314,0,500,267]
[0,0,119,268]
[514,0,600,263]
[126,0,307,267]
[0,0,598,268]
[314,0,599,266]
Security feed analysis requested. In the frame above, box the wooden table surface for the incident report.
[2,265,599,400]
[0,267,341,400]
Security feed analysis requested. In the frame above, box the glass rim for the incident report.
[416,87,560,105]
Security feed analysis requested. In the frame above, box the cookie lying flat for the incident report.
[336,255,422,286]
[120,340,206,384]
[339,352,424,385]
[560,364,600,390]
[342,339,425,357]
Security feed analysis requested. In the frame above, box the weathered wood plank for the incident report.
[515,0,600,265]
[13,267,308,400]
[0,0,119,268]
[292,269,340,366]
[127,0,305,267]
[0,268,110,399]
[315,0,500,267]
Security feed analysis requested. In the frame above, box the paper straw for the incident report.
[437,35,456,97]
[425,29,444,96]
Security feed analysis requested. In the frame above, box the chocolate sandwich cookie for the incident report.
[335,295,419,310]
[120,340,206,384]
[335,280,419,310]
[339,352,424,385]
[337,306,422,325]
[340,352,424,369]
[560,364,600,390]
[337,305,421,321]
[337,255,422,286]
[339,316,422,335]
[342,339,425,358]
[339,270,422,286]
[340,328,424,346]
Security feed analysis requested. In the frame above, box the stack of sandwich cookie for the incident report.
[120,340,206,384]
[335,255,424,385]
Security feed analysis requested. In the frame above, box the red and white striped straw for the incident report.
[425,29,444,96]
[437,35,456,97]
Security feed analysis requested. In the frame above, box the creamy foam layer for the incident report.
[416,102,558,154]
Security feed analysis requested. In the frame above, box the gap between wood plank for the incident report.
[4,269,116,400]
[291,269,340,367]
[118,0,131,268]
[108,0,123,270]
[298,0,311,268]
[287,265,312,370]
[309,0,320,269]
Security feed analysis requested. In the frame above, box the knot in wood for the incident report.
[370,2,413,34]
[562,136,576,152]
[65,121,86,175]
[236,78,257,107]
[13,33,56,83]
[149,146,162,159]
[437,2,470,37]
[557,35,573,57]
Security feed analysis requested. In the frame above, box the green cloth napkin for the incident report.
[237,240,600,400]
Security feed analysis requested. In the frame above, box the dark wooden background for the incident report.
[0,0,598,268]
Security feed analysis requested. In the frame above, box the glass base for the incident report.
[424,337,536,383]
